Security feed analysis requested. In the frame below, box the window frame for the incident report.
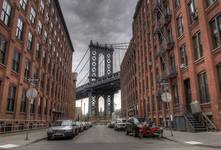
[29,7,36,24]
[19,0,28,10]
[0,36,7,65]
[198,71,210,103]
[20,89,26,113]
[210,14,221,49]
[12,50,21,73]
[180,44,188,66]
[193,32,203,60]
[0,0,11,26]
[27,32,33,51]
[16,18,24,40]
[7,84,16,112]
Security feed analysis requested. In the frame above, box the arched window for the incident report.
[98,53,105,77]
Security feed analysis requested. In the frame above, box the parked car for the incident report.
[76,121,84,132]
[114,118,126,131]
[47,120,77,140]
[107,120,116,128]
[81,122,87,130]
[138,122,163,138]
[125,117,145,137]
[72,121,81,134]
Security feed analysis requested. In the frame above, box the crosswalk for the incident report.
[0,144,19,149]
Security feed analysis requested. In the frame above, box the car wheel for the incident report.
[133,129,137,137]
[138,132,143,139]
[126,130,129,135]
[47,136,52,140]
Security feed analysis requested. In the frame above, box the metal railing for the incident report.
[0,121,47,134]
[199,112,217,131]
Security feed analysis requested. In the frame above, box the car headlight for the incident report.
[47,128,53,133]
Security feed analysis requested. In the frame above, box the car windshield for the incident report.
[52,120,72,126]
[134,118,145,124]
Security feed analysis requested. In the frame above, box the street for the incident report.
[11,125,217,150]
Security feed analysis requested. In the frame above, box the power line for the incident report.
[74,48,90,72]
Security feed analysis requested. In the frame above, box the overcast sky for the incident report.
[59,0,138,71]
[59,0,138,111]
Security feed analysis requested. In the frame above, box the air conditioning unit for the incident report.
[180,64,186,69]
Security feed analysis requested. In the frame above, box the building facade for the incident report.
[121,0,221,130]
[121,39,138,117]
[0,0,74,132]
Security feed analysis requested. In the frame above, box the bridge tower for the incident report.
[88,41,115,118]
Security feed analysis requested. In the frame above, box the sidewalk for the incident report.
[0,129,47,149]
[163,130,221,148]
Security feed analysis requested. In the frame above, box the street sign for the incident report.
[26,88,38,100]
[161,92,171,102]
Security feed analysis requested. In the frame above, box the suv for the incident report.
[114,118,126,131]
[47,120,77,140]
[125,117,145,137]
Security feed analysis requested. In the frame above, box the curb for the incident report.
[163,136,221,149]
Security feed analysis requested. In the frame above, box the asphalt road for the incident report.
[14,125,217,150]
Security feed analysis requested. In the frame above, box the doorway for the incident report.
[184,79,192,112]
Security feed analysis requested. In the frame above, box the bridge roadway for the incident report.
[76,72,120,100]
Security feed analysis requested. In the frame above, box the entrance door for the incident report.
[184,79,192,112]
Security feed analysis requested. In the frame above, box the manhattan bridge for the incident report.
[75,41,128,119]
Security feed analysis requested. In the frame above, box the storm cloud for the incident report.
[59,0,138,71]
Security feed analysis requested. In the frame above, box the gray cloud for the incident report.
[59,0,138,82]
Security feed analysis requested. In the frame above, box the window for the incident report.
[12,50,21,73]
[177,15,184,37]
[188,0,198,24]
[19,0,28,10]
[0,36,6,64]
[20,89,26,113]
[217,64,221,93]
[180,44,188,66]
[36,43,41,60]
[16,18,24,40]
[0,0,11,25]
[43,30,48,43]
[193,32,203,60]
[206,0,216,7]
[198,72,210,103]
[39,0,45,14]
[29,7,36,24]
[210,14,221,49]
[175,0,180,8]
[24,60,31,80]
[37,20,42,34]
[7,85,16,112]
[27,32,33,51]
[173,84,179,107]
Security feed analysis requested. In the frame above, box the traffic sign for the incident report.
[161,92,171,102]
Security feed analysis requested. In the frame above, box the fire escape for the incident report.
[154,0,175,85]
[153,0,216,132]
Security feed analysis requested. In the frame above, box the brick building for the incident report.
[121,0,221,130]
[121,39,138,117]
[0,0,75,131]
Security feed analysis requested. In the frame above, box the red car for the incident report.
[138,122,163,138]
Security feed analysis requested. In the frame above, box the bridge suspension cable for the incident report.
[74,48,90,72]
